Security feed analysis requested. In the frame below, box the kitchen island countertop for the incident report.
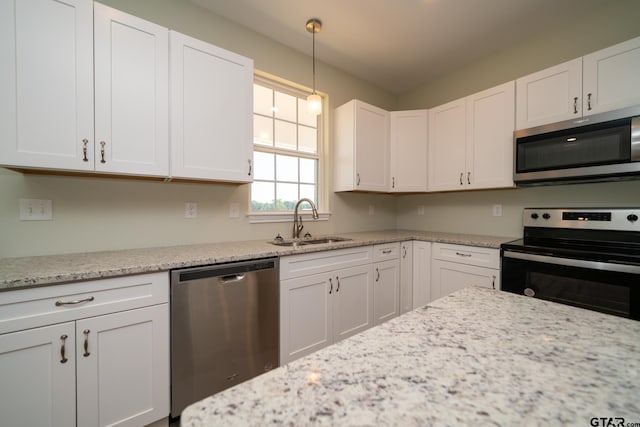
[0,230,513,290]
[181,286,640,426]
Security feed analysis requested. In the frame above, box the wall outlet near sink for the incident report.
[185,202,198,218]
[492,204,503,217]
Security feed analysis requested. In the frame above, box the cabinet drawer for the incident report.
[431,243,499,269]
[280,246,372,280]
[0,272,168,334]
[372,243,400,262]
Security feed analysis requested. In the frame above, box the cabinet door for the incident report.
[170,31,253,182]
[373,260,400,325]
[94,4,169,177]
[280,274,333,364]
[0,322,76,427]
[333,264,374,341]
[431,259,499,300]
[412,241,431,308]
[583,36,640,116]
[0,0,94,171]
[466,81,515,190]
[354,101,390,191]
[428,98,466,191]
[515,58,582,130]
[390,110,428,192]
[76,305,169,427]
[399,241,413,314]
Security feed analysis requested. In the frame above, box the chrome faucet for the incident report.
[292,198,319,239]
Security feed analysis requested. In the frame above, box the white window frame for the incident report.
[248,72,330,224]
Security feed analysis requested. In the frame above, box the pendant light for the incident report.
[306,18,322,115]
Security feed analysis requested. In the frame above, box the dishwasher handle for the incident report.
[173,258,277,284]
[219,274,246,284]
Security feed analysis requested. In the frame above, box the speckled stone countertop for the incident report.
[0,230,514,290]
[181,286,640,426]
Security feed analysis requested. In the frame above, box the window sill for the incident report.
[248,211,331,224]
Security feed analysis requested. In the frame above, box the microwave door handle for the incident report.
[502,250,640,275]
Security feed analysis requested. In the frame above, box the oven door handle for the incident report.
[502,250,640,274]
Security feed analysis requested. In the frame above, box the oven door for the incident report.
[501,250,640,320]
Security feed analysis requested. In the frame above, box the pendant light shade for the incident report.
[306,18,322,116]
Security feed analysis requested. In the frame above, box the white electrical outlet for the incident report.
[492,204,503,217]
[417,205,425,215]
[368,205,375,215]
[229,203,240,218]
[19,199,53,221]
[185,202,198,218]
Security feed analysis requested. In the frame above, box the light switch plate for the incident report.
[492,204,503,217]
[185,202,198,218]
[19,199,53,221]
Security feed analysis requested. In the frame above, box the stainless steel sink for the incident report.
[270,236,352,247]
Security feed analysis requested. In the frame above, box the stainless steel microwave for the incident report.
[513,106,640,186]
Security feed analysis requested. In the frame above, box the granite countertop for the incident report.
[0,230,515,290]
[181,287,640,426]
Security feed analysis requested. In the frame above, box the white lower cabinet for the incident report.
[399,241,413,314]
[430,243,500,300]
[0,273,169,427]
[372,243,400,325]
[412,241,432,308]
[280,248,373,364]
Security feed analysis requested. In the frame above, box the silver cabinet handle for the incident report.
[467,172,471,185]
[336,276,341,293]
[573,96,578,114]
[491,275,496,290]
[329,277,333,294]
[587,93,592,111]
[392,177,395,188]
[248,159,252,176]
[356,173,361,186]
[83,329,91,357]
[455,252,472,257]
[382,249,392,254]
[55,296,94,307]
[60,334,68,364]
[99,141,106,163]
[82,139,89,162]
[375,268,380,282]
[402,246,407,258]
[459,172,463,185]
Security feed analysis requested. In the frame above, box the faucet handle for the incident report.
[303,232,312,239]
[273,233,284,243]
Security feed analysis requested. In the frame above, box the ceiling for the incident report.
[192,0,608,94]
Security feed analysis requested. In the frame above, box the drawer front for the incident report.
[0,272,168,334]
[280,246,373,280]
[431,243,499,269]
[372,243,400,262]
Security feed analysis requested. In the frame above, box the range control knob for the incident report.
[542,213,551,220]
[628,214,639,222]
[530,213,539,219]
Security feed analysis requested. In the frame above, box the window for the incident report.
[251,77,323,216]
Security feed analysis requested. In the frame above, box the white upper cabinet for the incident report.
[0,0,94,171]
[428,98,467,191]
[390,110,428,192]
[516,36,640,129]
[515,58,582,130]
[170,31,254,182]
[94,4,169,176]
[466,81,515,190]
[582,36,640,116]
[429,82,514,192]
[334,100,390,192]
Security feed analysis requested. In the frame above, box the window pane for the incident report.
[300,184,316,203]
[274,91,297,122]
[251,182,275,211]
[254,115,273,147]
[274,120,296,151]
[276,183,298,210]
[298,98,318,127]
[299,158,316,184]
[253,151,274,180]
[276,154,298,182]
[254,84,273,117]
[298,125,317,154]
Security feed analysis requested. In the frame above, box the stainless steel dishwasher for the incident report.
[170,258,279,418]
